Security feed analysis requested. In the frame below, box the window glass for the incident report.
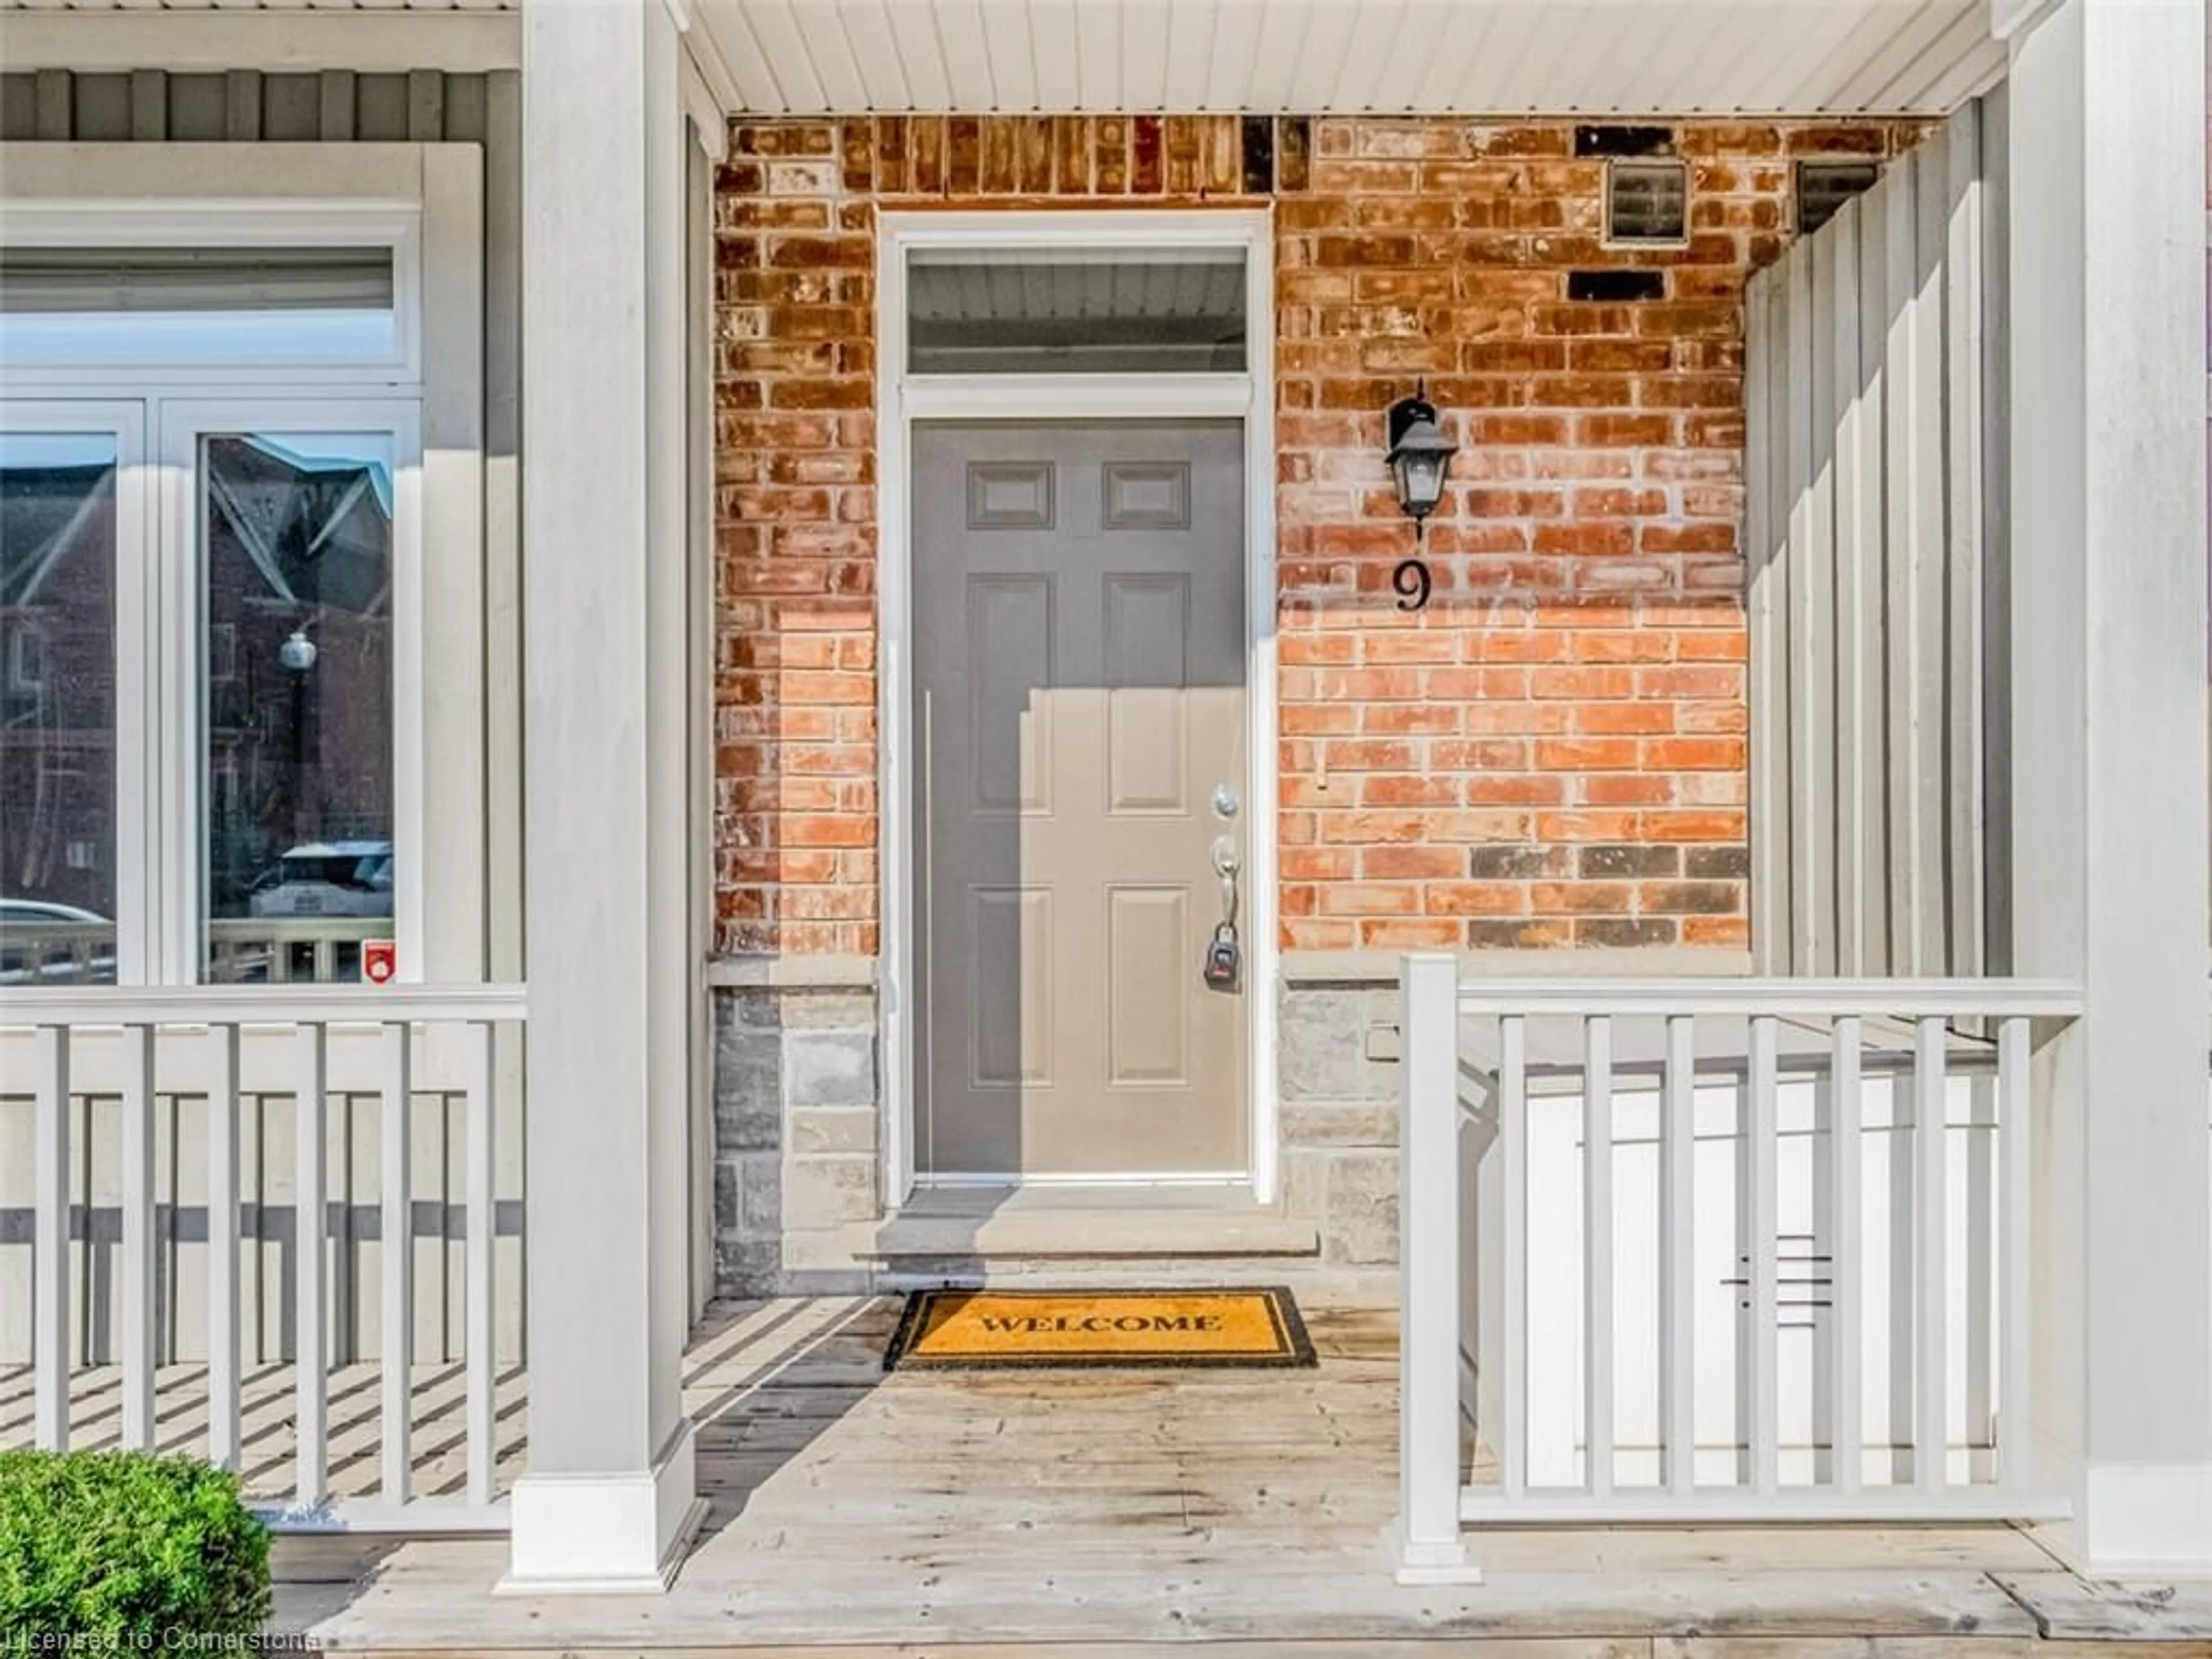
[907,247,1247,374]
[201,432,394,984]
[0,247,397,364]
[0,433,118,986]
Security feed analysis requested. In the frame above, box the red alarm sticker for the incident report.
[363,940,397,986]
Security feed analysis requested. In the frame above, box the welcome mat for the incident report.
[883,1286,1316,1371]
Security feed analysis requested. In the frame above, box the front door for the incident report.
[913,419,1248,1180]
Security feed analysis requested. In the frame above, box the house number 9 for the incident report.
[1393,557,1433,612]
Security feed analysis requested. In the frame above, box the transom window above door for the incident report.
[906,245,1248,375]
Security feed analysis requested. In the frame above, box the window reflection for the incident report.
[0,433,118,986]
[202,433,394,984]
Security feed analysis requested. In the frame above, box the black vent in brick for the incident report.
[1241,116,1274,195]
[1568,269,1666,302]
[1575,124,1675,157]
[1797,160,1881,234]
[1606,158,1687,243]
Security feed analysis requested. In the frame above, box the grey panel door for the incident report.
[913,419,1248,1178]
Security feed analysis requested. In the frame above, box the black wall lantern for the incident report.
[1385,381,1457,611]
[1385,382,1458,533]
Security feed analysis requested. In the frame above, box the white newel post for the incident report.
[1393,953,1479,1582]
[2007,0,2212,1570]
[506,0,704,1592]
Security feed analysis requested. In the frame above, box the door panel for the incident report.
[914,419,1248,1179]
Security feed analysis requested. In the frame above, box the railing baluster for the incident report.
[206,1024,241,1471]
[120,1023,156,1450]
[1914,1013,1949,1492]
[1997,1015,2033,1495]
[294,1022,329,1508]
[33,1026,69,1451]
[1748,1013,1779,1495]
[465,1021,498,1505]
[379,1021,413,1505]
[1583,1014,1614,1498]
[1500,1012,1528,1500]
[1964,1070,1997,1473]
[1390,955,1470,1579]
[1661,1013,1696,1497]
[1829,1014,1863,1495]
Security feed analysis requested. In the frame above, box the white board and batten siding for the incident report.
[1748,96,2008,979]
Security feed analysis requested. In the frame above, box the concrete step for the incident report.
[859,1185,1321,1263]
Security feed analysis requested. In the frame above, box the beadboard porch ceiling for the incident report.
[0,0,2014,118]
[691,0,2012,118]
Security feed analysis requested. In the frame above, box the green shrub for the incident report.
[0,1449,270,1652]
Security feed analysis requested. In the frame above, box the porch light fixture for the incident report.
[1385,383,1457,539]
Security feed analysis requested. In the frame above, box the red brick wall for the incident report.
[712,115,1925,957]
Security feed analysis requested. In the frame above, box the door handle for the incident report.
[1210,835,1241,932]
[1204,835,1244,992]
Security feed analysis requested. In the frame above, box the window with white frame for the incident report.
[0,154,474,990]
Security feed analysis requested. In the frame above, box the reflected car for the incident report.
[246,840,395,919]
[0,899,115,984]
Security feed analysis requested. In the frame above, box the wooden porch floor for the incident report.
[253,1296,2212,1654]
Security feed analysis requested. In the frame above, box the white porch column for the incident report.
[2007,0,2212,1570]
[506,0,703,1592]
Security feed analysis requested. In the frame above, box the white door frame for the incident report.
[875,207,1279,1206]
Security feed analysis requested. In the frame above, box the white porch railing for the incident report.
[1394,956,2084,1580]
[0,984,525,1533]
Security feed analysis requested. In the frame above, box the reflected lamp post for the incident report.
[279,626,317,843]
